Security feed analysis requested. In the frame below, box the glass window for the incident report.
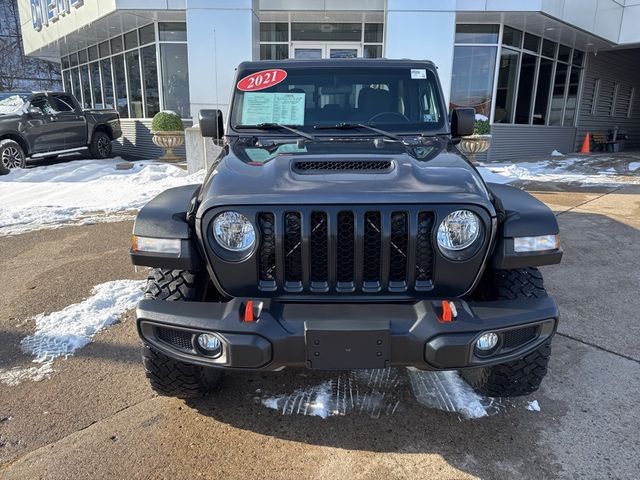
[69,53,78,67]
[572,50,584,67]
[100,59,114,109]
[364,23,384,43]
[99,41,110,58]
[160,43,190,118]
[71,68,81,100]
[124,30,138,50]
[139,24,155,45]
[502,27,522,48]
[29,95,56,115]
[260,23,288,42]
[260,44,289,60]
[88,45,99,62]
[364,45,383,58]
[549,63,568,125]
[111,36,123,55]
[533,58,554,125]
[112,54,129,118]
[542,40,556,58]
[159,22,187,42]
[50,94,76,112]
[563,67,581,125]
[89,62,103,108]
[126,50,143,118]
[141,45,159,118]
[62,56,70,69]
[455,24,499,44]
[523,33,541,53]
[291,23,362,42]
[450,46,497,119]
[80,64,91,108]
[494,48,520,124]
[558,45,571,63]
[78,48,88,64]
[514,53,537,123]
[63,70,73,94]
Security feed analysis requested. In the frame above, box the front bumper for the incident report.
[136,296,558,371]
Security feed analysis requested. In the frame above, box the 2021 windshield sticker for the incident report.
[237,69,288,91]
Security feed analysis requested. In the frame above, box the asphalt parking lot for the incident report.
[1,183,639,479]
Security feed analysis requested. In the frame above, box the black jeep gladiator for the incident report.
[0,91,121,173]
[131,59,562,399]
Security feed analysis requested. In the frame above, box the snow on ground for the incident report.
[477,156,640,186]
[550,150,565,157]
[21,280,145,363]
[629,162,640,172]
[0,362,54,387]
[527,400,541,412]
[0,158,205,236]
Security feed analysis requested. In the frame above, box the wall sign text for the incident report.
[31,0,84,31]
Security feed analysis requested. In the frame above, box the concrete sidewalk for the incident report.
[1,186,639,479]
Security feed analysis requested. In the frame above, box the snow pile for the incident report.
[0,159,205,235]
[0,362,54,387]
[21,280,145,363]
[629,162,640,172]
[550,150,565,157]
[527,400,541,412]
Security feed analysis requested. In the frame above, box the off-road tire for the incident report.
[142,268,221,398]
[0,139,26,172]
[460,268,551,397]
[89,131,113,159]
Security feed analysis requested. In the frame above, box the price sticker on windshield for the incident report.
[237,69,288,91]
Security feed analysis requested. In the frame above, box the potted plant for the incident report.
[457,117,492,164]
[151,111,185,162]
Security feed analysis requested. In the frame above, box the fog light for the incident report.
[476,332,499,351]
[197,333,222,356]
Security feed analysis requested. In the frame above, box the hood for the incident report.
[198,137,493,214]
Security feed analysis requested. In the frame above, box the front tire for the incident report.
[0,139,26,172]
[142,269,221,398]
[89,131,113,159]
[460,268,552,397]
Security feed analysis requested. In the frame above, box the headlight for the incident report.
[212,211,255,251]
[437,210,482,259]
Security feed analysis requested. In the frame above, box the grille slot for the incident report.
[157,327,193,351]
[293,160,393,173]
[256,208,436,295]
[503,325,538,349]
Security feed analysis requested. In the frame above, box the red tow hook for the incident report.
[439,300,458,323]
[243,300,255,322]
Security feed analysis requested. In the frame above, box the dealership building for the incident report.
[17,0,640,159]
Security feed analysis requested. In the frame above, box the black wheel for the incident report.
[89,131,113,159]
[460,268,551,397]
[142,268,221,398]
[0,139,26,171]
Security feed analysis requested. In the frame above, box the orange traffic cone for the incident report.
[580,133,591,153]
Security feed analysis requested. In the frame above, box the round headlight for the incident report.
[437,210,481,257]
[213,211,255,252]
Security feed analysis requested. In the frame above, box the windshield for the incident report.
[230,66,445,133]
[0,93,28,114]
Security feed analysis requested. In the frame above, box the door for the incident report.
[48,93,88,148]
[291,44,362,59]
[23,95,64,153]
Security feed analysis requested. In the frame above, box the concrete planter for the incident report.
[457,134,491,163]
[152,130,185,162]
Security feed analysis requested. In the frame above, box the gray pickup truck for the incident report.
[0,91,121,173]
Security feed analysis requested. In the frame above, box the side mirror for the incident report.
[199,109,224,140]
[451,108,475,138]
[27,106,43,116]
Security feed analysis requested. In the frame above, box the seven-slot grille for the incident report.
[256,208,434,294]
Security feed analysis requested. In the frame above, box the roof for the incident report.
[237,58,437,70]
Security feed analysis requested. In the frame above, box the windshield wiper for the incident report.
[236,123,316,141]
[313,122,405,143]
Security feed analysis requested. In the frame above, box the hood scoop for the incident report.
[292,159,394,174]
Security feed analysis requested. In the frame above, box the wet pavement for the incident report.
[1,172,639,479]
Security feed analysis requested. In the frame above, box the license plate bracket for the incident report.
[304,320,390,370]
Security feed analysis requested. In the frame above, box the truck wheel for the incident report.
[89,131,113,159]
[0,139,26,171]
[460,268,551,397]
[141,269,221,398]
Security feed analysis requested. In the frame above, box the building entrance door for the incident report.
[291,43,362,59]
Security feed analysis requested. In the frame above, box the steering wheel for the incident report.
[368,111,410,123]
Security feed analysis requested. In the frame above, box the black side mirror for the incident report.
[199,109,224,140]
[451,108,475,138]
